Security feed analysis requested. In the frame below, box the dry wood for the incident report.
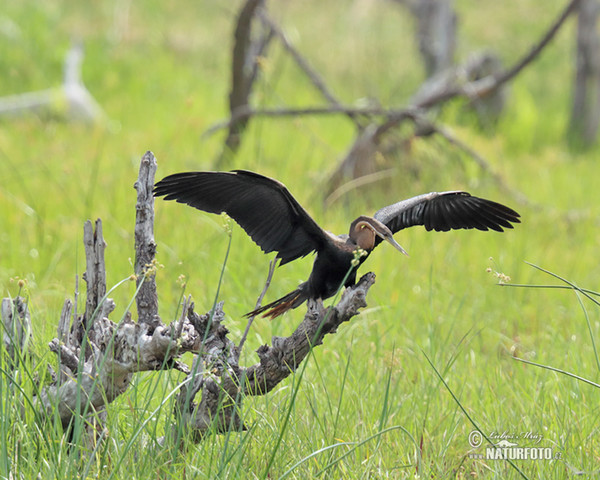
[412,0,457,77]
[82,219,107,331]
[2,152,376,444]
[570,0,600,145]
[1,297,32,364]
[134,151,159,326]
[327,0,578,195]
[218,2,368,166]
[205,1,576,205]
[175,273,376,437]
[218,0,268,165]
[257,11,365,129]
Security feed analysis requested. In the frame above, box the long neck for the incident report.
[349,217,376,250]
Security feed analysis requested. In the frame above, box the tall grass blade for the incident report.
[422,350,529,480]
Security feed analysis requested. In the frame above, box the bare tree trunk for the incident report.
[570,0,600,146]
[413,0,457,77]
[218,0,272,167]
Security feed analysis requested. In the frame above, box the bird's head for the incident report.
[349,216,408,255]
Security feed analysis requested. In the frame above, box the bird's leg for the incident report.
[238,258,279,354]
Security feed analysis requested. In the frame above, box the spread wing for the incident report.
[153,170,328,265]
[373,191,521,238]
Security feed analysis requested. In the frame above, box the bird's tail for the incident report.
[245,287,308,320]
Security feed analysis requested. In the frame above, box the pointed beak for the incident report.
[377,231,409,256]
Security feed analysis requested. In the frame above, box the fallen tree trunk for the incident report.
[2,151,376,443]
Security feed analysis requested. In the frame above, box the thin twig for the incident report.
[238,258,278,354]
[491,0,580,91]
[413,0,581,111]
[203,105,417,137]
[248,26,275,87]
[257,11,364,128]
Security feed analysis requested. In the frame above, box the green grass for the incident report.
[2,0,600,478]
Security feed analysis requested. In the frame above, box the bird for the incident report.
[153,170,520,319]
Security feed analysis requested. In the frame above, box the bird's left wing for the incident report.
[153,170,329,265]
[373,191,520,237]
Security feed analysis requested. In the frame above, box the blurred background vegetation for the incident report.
[1,0,599,478]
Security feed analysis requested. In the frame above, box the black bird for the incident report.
[153,170,520,318]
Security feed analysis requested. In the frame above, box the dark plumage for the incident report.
[154,170,520,318]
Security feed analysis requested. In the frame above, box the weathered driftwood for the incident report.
[2,151,375,443]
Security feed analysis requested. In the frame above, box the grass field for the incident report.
[1,0,599,478]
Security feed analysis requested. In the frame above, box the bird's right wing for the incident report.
[153,170,329,265]
[373,191,521,235]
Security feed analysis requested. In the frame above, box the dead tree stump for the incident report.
[2,151,377,445]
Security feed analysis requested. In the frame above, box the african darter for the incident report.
[153,170,520,318]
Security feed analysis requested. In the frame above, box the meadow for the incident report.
[1,0,599,478]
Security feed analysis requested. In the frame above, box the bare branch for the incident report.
[207,0,578,138]
[185,273,376,436]
[237,273,376,398]
[323,0,578,198]
[257,11,364,128]
[495,0,580,91]
[203,105,419,137]
[248,25,275,88]
[414,0,580,111]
